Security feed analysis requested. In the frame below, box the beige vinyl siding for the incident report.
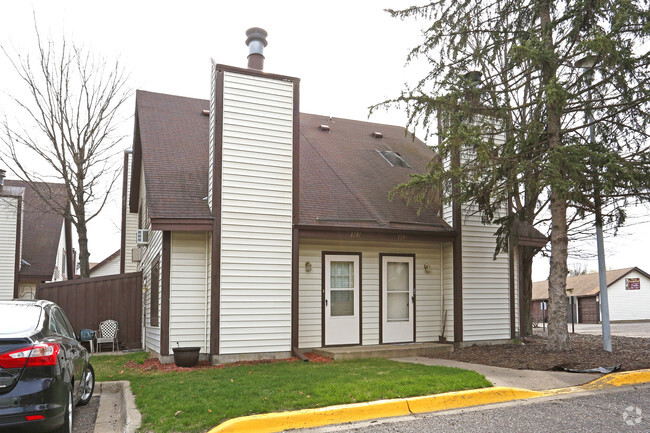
[451,125,512,341]
[169,232,210,353]
[0,196,19,299]
[90,254,121,278]
[219,71,294,355]
[607,271,650,321]
[124,213,139,273]
[461,203,511,341]
[136,166,163,354]
[124,151,139,274]
[52,222,67,281]
[298,237,452,348]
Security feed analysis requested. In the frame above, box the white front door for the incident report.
[324,254,360,346]
[382,255,414,343]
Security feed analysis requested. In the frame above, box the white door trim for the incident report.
[381,255,415,344]
[323,253,361,346]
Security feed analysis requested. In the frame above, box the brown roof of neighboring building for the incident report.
[4,180,68,281]
[532,267,650,300]
[130,90,451,234]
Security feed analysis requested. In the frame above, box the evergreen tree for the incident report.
[376,0,650,349]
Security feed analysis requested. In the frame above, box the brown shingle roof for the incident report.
[298,114,448,231]
[135,91,213,221]
[132,90,451,234]
[532,267,650,300]
[4,180,67,281]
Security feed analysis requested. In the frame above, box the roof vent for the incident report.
[372,132,383,139]
[319,125,330,132]
[202,109,210,116]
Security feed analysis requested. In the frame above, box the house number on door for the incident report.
[350,232,361,239]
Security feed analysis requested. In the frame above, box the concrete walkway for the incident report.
[392,356,600,390]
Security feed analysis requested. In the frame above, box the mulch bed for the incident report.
[125,352,332,373]
[431,333,650,372]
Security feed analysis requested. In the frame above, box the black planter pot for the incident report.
[172,347,201,367]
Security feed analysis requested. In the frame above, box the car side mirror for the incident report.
[79,329,95,342]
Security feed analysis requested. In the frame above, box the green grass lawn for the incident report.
[91,352,491,433]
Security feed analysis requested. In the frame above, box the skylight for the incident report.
[376,150,411,168]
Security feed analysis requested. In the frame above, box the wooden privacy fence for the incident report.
[37,271,142,350]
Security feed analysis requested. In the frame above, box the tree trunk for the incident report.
[76,210,91,279]
[519,246,535,336]
[547,190,570,350]
[540,0,570,350]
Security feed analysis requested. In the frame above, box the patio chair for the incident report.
[95,320,119,352]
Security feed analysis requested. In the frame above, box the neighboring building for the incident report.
[532,267,650,324]
[120,29,546,363]
[89,249,121,278]
[0,174,74,299]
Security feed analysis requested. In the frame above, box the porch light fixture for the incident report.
[305,262,312,272]
[424,263,432,273]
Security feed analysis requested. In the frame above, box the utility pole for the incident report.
[576,55,612,352]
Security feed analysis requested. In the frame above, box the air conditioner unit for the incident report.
[136,229,150,246]
[131,247,142,262]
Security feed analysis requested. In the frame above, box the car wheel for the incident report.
[78,363,95,406]
[53,388,73,433]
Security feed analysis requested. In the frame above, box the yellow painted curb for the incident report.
[582,369,650,389]
[407,386,544,414]
[208,398,411,433]
[208,368,650,433]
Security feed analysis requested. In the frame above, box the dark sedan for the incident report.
[0,300,94,433]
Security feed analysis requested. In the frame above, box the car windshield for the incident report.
[0,304,42,335]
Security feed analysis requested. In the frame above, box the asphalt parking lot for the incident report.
[569,322,650,338]
[73,396,100,433]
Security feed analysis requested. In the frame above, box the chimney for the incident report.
[246,27,268,70]
[464,71,482,87]
[463,71,482,107]
[0,169,5,188]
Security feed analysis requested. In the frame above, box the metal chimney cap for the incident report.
[246,27,268,47]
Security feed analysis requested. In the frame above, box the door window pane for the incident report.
[387,262,409,292]
[330,261,354,288]
[331,290,354,316]
[387,293,409,320]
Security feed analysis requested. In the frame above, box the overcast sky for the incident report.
[1,0,648,281]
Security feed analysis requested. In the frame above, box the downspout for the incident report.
[439,243,446,342]
[205,232,209,354]
[440,243,444,332]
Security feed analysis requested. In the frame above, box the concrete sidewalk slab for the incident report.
[93,381,141,433]
[392,356,600,390]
